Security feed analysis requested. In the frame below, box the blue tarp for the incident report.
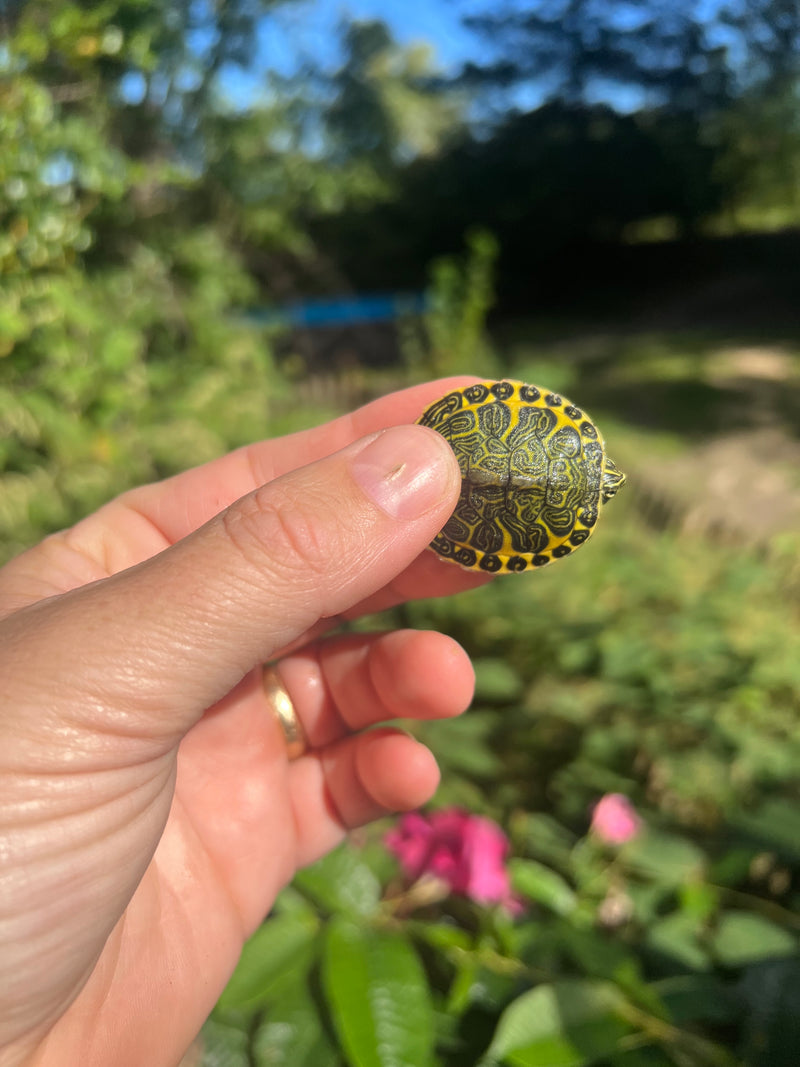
[245,291,428,329]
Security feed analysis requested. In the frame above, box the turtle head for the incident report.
[601,457,626,505]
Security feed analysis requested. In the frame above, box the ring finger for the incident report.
[272,628,474,754]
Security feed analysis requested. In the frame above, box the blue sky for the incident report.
[219,0,700,115]
[120,0,488,109]
[214,0,488,108]
[259,0,483,75]
[181,0,743,116]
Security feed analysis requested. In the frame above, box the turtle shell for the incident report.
[417,379,625,573]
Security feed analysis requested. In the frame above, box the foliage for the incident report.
[401,228,499,379]
[538,0,800,232]
[312,0,800,295]
[204,317,800,1063]
[0,224,281,560]
[205,331,800,1064]
[326,20,464,174]
[206,791,799,1065]
[410,506,800,826]
[463,0,736,115]
[3,3,800,1065]
[0,7,298,562]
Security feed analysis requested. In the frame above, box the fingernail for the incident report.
[350,426,457,519]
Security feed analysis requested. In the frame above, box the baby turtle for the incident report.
[417,379,625,572]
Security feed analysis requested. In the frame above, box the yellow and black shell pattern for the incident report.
[417,379,626,573]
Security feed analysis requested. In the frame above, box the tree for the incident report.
[0,1,282,558]
[714,0,800,225]
[461,0,734,115]
[326,20,465,176]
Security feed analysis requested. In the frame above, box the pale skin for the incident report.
[0,378,489,1067]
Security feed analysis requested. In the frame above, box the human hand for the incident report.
[0,378,486,1067]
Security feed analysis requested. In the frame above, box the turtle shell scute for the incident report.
[417,379,624,573]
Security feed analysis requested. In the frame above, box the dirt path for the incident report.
[623,344,800,549]
[627,427,800,547]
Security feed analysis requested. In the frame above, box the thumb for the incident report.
[6,425,461,742]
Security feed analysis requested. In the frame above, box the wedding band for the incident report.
[262,665,307,760]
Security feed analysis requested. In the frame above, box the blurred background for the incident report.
[2,2,799,1064]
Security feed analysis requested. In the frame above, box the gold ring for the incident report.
[262,665,307,760]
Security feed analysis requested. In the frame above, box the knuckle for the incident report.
[269,495,332,579]
[220,484,333,581]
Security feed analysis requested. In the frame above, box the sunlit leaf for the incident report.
[731,800,800,863]
[215,913,319,1013]
[252,975,339,1067]
[199,1017,250,1067]
[510,859,577,917]
[484,979,634,1066]
[646,912,712,972]
[322,917,434,1067]
[292,842,382,917]
[620,830,705,885]
[710,912,797,967]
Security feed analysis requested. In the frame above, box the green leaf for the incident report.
[423,711,504,778]
[215,912,319,1013]
[407,920,473,953]
[731,800,800,863]
[620,830,705,885]
[510,859,578,917]
[484,979,633,1067]
[322,917,434,1067]
[557,926,644,988]
[473,658,525,702]
[446,955,481,1015]
[678,880,719,922]
[710,912,797,967]
[272,884,323,921]
[293,842,382,917]
[625,882,672,925]
[199,1017,251,1067]
[515,813,578,869]
[646,911,712,972]
[654,974,738,1025]
[253,975,340,1067]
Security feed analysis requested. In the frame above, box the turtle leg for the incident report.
[601,458,626,503]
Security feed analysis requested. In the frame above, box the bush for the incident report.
[207,444,800,1066]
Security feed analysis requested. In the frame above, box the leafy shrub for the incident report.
[207,475,800,1066]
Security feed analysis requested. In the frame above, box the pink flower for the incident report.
[385,808,520,911]
[590,793,641,845]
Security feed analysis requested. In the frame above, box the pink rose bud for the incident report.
[590,793,642,845]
